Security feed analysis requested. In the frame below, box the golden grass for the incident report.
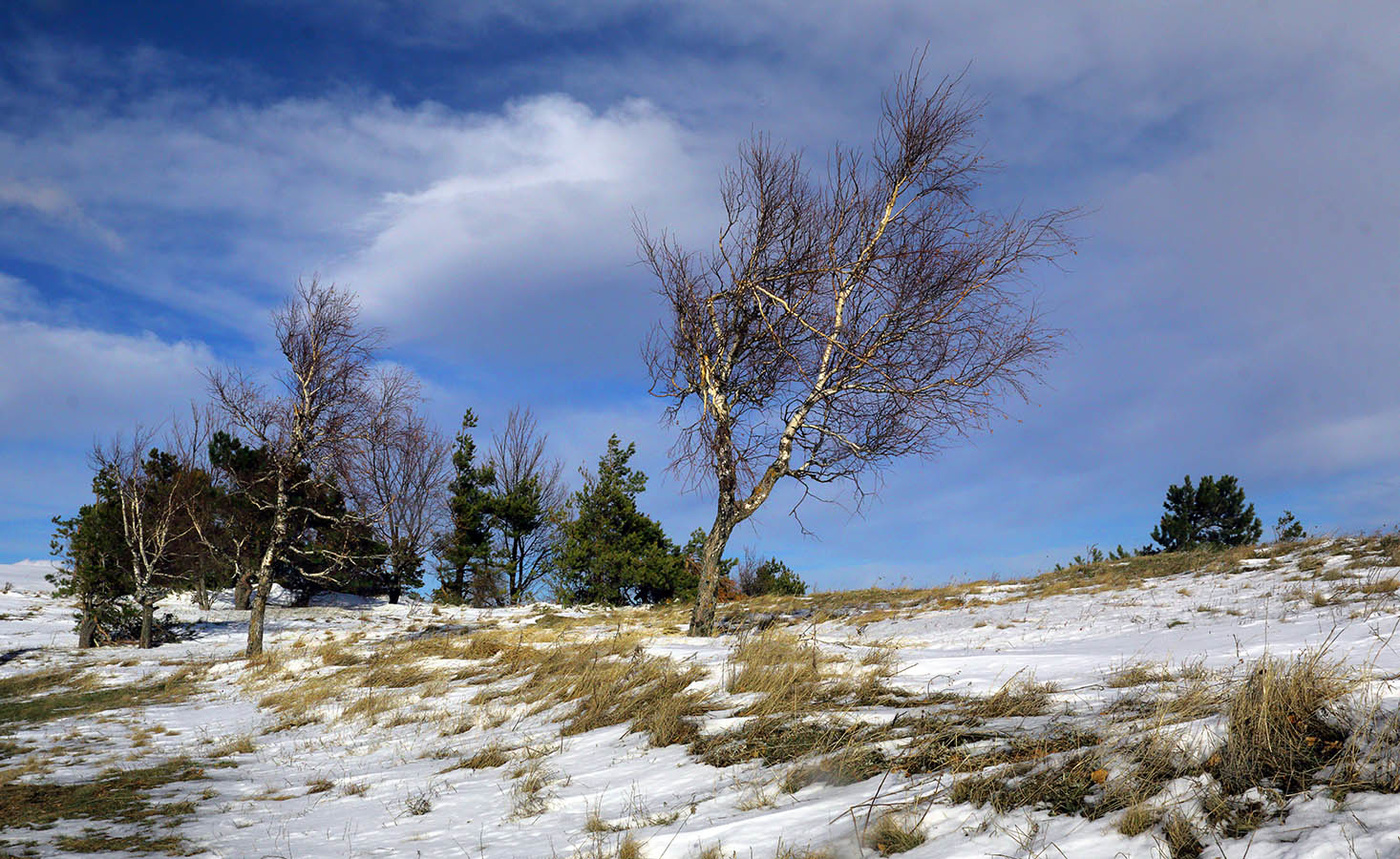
[454,634,712,745]
[0,665,207,728]
[1210,649,1350,794]
[314,639,367,666]
[864,812,927,855]
[451,742,511,771]
[1160,811,1203,859]
[727,629,825,715]
[964,676,1057,720]
[1116,802,1161,836]
[341,692,398,723]
[1106,662,1174,688]
[0,756,209,853]
[210,736,255,758]
[508,759,557,818]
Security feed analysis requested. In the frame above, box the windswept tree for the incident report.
[207,278,419,655]
[640,66,1073,634]
[488,406,566,604]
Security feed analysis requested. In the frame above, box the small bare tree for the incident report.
[488,406,566,604]
[639,66,1074,635]
[360,411,449,603]
[207,278,418,655]
[91,417,205,648]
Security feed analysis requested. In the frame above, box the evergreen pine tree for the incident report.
[49,468,132,648]
[741,558,806,596]
[1274,510,1307,543]
[437,410,497,605]
[553,436,685,605]
[1150,474,1263,552]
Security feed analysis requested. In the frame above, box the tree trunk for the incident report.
[247,577,272,656]
[139,599,154,649]
[195,573,211,611]
[233,568,252,610]
[509,537,523,605]
[77,605,96,649]
[388,586,400,605]
[689,516,736,636]
[247,474,288,657]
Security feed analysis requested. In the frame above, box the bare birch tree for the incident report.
[206,278,418,655]
[91,417,205,648]
[639,66,1074,635]
[488,406,566,604]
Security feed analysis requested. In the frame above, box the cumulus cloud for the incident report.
[0,68,717,357]
[0,315,213,442]
[338,95,713,339]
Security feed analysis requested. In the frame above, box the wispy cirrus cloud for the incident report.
[0,180,124,251]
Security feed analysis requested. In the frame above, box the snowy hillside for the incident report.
[3,537,1400,858]
[0,559,57,595]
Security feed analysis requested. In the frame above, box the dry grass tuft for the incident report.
[449,742,511,771]
[0,665,206,727]
[1107,662,1174,688]
[692,717,879,770]
[1209,650,1350,794]
[727,629,825,715]
[465,634,711,745]
[965,676,1057,719]
[314,638,367,666]
[1159,811,1203,859]
[509,759,558,818]
[0,756,208,854]
[211,735,256,758]
[305,777,336,794]
[864,812,926,855]
[1116,803,1161,836]
[341,692,398,723]
[362,658,437,688]
[1358,575,1400,595]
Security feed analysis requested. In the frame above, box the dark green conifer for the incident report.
[1150,474,1263,552]
[437,410,497,605]
[553,436,686,605]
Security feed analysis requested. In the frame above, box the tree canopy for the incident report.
[1151,474,1263,552]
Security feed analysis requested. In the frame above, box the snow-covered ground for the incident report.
[3,538,1400,858]
[0,559,57,595]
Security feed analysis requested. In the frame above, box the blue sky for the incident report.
[2,1,1398,589]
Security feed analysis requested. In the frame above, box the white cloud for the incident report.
[0,180,124,251]
[0,273,42,316]
[0,317,212,442]
[339,95,712,335]
[0,83,717,348]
